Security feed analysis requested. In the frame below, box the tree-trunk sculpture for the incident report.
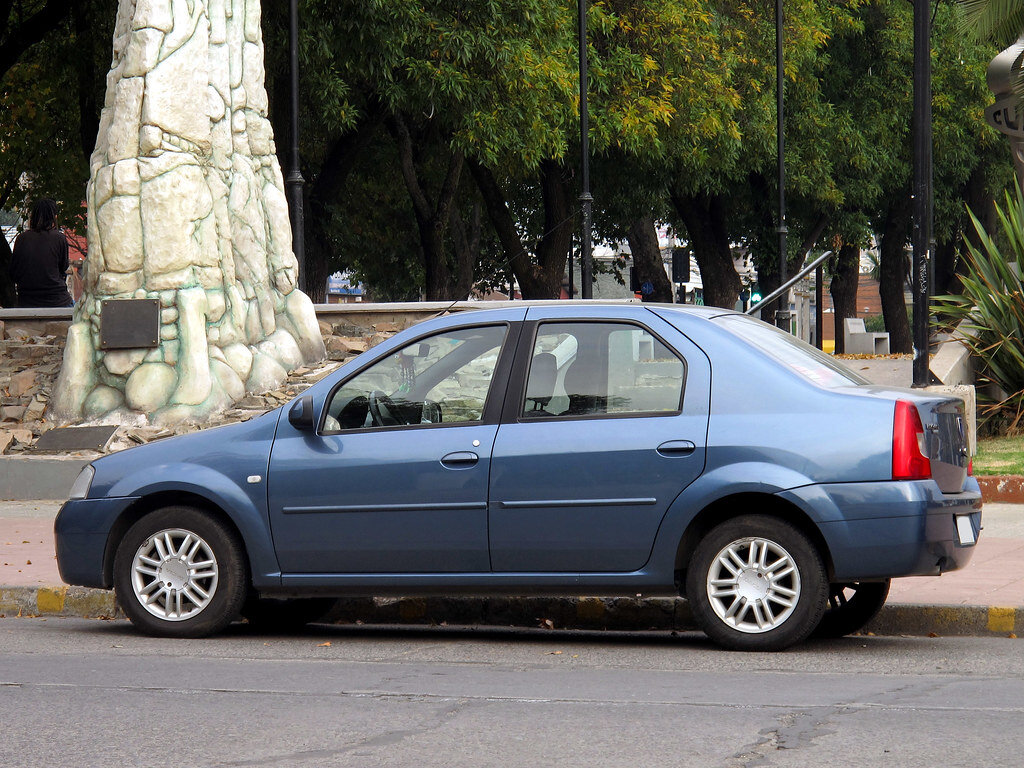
[51,0,325,425]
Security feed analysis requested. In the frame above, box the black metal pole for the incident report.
[912,0,931,386]
[286,0,307,293]
[815,263,823,350]
[774,0,789,331]
[578,0,593,299]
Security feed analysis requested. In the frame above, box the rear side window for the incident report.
[522,322,684,419]
[714,314,867,388]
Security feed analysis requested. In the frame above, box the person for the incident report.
[8,198,74,308]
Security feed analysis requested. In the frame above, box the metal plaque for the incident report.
[99,299,160,349]
[30,425,118,454]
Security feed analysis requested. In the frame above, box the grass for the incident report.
[974,435,1024,476]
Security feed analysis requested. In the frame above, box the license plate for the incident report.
[955,514,976,546]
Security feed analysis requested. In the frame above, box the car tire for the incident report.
[686,515,827,651]
[241,596,336,631]
[813,580,890,639]
[113,506,248,638]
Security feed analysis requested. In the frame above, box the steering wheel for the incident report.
[368,390,404,426]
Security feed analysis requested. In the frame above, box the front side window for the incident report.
[324,325,508,431]
[521,322,684,419]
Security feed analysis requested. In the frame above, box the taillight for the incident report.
[893,400,931,480]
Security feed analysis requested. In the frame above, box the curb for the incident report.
[977,475,1024,504]
[1,587,1020,639]
[0,456,91,501]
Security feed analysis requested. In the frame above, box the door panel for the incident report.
[489,311,711,572]
[267,323,513,574]
[268,425,497,573]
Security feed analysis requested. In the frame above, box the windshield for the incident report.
[713,314,869,388]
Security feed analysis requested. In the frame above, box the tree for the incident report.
[0,0,114,306]
[958,0,1024,44]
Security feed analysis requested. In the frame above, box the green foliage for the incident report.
[934,189,1024,431]
[863,314,886,333]
[958,0,1024,45]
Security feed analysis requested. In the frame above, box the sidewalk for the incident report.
[1,499,1022,638]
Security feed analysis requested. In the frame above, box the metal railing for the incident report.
[745,250,833,316]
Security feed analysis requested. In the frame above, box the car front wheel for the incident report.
[113,507,248,638]
[686,515,827,651]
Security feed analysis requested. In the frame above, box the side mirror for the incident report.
[288,395,315,430]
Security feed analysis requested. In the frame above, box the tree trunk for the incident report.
[877,197,912,353]
[469,159,570,299]
[531,160,574,299]
[71,1,100,163]
[391,115,465,301]
[302,113,385,303]
[625,216,672,303]
[670,190,740,308]
[450,202,481,301]
[829,244,860,354]
[949,165,998,295]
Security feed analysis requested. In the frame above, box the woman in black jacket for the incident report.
[9,198,74,308]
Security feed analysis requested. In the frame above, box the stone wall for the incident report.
[50,0,325,427]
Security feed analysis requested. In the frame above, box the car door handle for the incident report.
[657,440,696,457]
[441,451,480,468]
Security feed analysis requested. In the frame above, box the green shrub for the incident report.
[864,314,886,333]
[933,188,1024,432]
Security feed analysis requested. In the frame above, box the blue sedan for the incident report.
[55,304,981,650]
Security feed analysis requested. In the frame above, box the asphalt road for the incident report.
[0,618,1021,767]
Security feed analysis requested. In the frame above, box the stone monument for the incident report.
[985,34,1024,189]
[50,0,325,426]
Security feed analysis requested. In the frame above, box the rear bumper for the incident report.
[54,496,138,588]
[781,478,983,581]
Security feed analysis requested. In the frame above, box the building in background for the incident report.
[326,272,364,303]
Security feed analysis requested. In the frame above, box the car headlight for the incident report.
[68,465,95,500]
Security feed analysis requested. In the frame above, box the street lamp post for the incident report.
[285,0,307,293]
[911,0,932,386]
[774,0,790,332]
[578,0,593,299]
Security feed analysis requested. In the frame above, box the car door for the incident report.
[488,306,711,572]
[267,321,519,574]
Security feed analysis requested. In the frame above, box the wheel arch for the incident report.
[102,491,250,588]
[673,492,836,588]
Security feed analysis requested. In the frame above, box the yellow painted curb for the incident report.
[987,607,1017,634]
[36,586,67,614]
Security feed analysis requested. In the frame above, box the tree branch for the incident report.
[389,114,433,227]
[467,159,534,280]
[0,0,72,80]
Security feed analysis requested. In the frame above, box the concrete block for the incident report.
[0,456,92,500]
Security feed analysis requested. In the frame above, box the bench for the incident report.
[843,318,889,355]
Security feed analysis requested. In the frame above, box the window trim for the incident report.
[503,318,687,425]
[317,321,521,435]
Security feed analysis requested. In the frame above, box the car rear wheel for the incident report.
[813,580,890,638]
[686,515,827,651]
[113,507,248,638]
[241,596,336,631]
